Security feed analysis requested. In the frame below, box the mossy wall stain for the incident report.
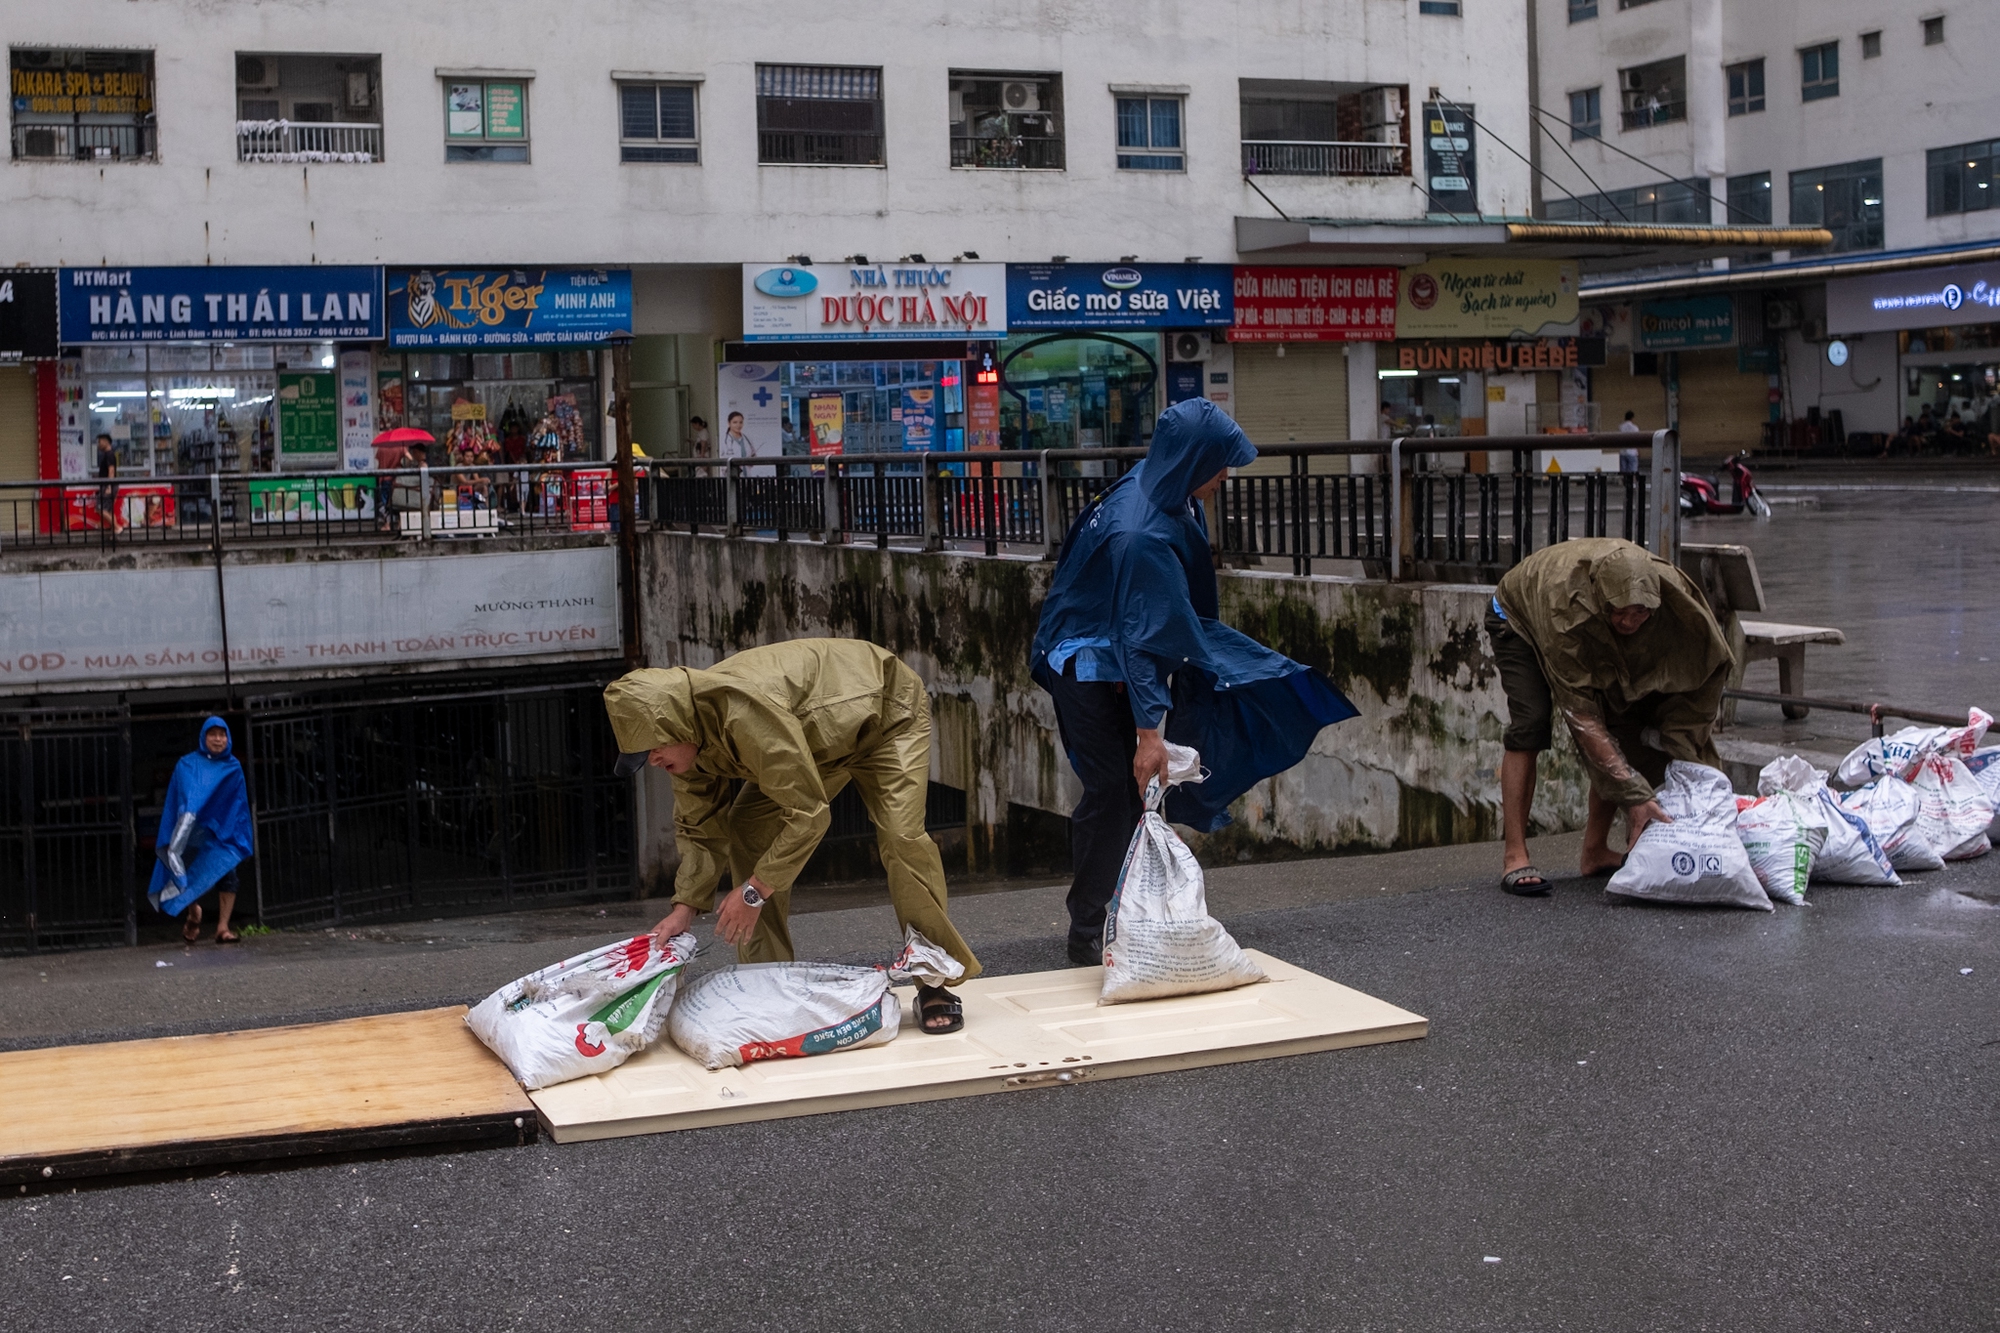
[1429,619,1496,689]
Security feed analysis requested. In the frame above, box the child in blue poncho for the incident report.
[149,716,255,944]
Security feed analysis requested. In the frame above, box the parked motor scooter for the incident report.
[1680,452,1772,517]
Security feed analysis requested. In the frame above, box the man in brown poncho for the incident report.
[1486,537,1735,893]
[603,639,977,1032]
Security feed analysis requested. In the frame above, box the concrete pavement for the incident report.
[3,831,1995,1332]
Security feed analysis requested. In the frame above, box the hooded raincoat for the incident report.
[1030,398,1358,831]
[603,641,979,978]
[1494,538,1734,807]
[148,717,255,919]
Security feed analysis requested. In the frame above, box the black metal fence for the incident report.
[0,462,638,554]
[644,432,1675,579]
[0,711,137,953]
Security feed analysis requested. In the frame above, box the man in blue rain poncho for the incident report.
[148,716,255,944]
[1031,399,1358,964]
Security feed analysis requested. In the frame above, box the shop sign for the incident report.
[1825,260,2000,334]
[967,379,1001,451]
[1396,259,1577,339]
[386,268,631,348]
[338,351,376,471]
[742,262,1007,342]
[716,362,784,474]
[1421,102,1478,215]
[807,392,845,454]
[1392,337,1603,372]
[899,386,936,450]
[1230,266,1396,342]
[249,477,376,522]
[1638,296,1735,350]
[0,270,59,360]
[277,371,340,457]
[57,266,384,344]
[1006,263,1232,330]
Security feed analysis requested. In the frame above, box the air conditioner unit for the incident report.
[1171,332,1211,364]
[236,55,277,92]
[1360,123,1400,145]
[346,71,373,111]
[1621,70,1646,92]
[1763,297,1802,330]
[1359,87,1402,128]
[1001,81,1041,113]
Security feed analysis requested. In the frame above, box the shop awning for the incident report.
[1235,216,1834,273]
[1578,239,2000,301]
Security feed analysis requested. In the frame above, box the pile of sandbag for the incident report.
[466,931,698,1089]
[1834,708,1994,864]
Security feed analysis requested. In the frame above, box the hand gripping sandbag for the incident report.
[1754,755,1896,889]
[1606,761,1771,910]
[1837,777,1943,873]
[1100,742,1267,1005]
[667,927,964,1070]
[466,932,697,1090]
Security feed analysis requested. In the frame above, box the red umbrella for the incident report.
[371,427,435,444]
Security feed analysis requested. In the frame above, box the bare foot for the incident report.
[181,904,202,943]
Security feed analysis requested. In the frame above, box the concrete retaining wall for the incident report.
[637,532,1589,870]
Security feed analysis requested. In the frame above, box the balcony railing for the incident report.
[1619,100,1686,131]
[758,130,884,165]
[0,462,639,554]
[643,431,1680,579]
[11,122,156,161]
[950,135,1066,170]
[236,120,384,163]
[1241,139,1408,177]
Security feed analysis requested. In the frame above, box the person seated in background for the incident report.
[1880,417,1918,458]
[604,640,979,1034]
[149,717,255,944]
[1486,538,1734,896]
[1936,413,1970,454]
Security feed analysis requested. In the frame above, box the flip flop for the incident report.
[914,984,964,1035]
[215,931,240,945]
[1501,866,1550,896]
[181,904,202,943]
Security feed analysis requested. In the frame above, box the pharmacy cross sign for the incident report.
[752,386,774,407]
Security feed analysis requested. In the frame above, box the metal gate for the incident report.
[245,683,634,927]
[0,709,137,953]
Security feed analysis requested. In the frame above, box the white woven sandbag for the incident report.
[1910,753,1994,861]
[1756,755,1898,886]
[1836,708,1993,786]
[667,927,962,1070]
[1606,761,1771,910]
[1838,777,1944,873]
[1963,748,2000,806]
[1736,789,1827,906]
[466,932,696,1089]
[1100,742,1266,1005]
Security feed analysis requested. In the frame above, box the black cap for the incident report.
[614,751,649,778]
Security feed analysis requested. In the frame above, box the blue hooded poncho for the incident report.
[1030,399,1358,831]
[147,716,255,918]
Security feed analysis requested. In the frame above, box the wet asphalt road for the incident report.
[3,851,1994,1333]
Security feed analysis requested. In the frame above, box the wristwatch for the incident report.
[739,883,767,908]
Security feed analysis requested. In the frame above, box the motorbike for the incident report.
[1680,452,1771,518]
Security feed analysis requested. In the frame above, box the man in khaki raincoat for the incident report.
[1486,537,1734,893]
[604,640,977,1031]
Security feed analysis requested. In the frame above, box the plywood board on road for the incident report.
[0,1007,536,1186]
[531,951,1425,1143]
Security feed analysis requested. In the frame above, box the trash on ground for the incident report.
[1607,762,1771,910]
[466,932,696,1089]
[1101,742,1268,1004]
[667,927,963,1070]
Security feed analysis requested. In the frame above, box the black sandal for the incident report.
[914,984,964,1035]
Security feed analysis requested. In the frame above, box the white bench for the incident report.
[1739,620,1847,719]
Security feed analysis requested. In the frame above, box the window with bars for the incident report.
[1116,96,1183,171]
[950,72,1064,169]
[1568,87,1601,140]
[757,64,883,165]
[1618,55,1686,130]
[619,83,698,163]
[1726,59,1764,116]
[10,48,157,161]
[1569,0,1598,20]
[1790,158,1882,251]
[1922,16,1944,46]
[1861,31,1882,58]
[1927,138,1999,217]
[1726,171,1772,225]
[1800,43,1839,102]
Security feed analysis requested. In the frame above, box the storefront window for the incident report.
[1377,369,1462,437]
[777,360,956,458]
[79,343,335,475]
[999,333,1159,454]
[386,350,601,464]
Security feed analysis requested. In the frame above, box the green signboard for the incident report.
[485,83,525,138]
[1638,295,1736,351]
[278,371,339,457]
[249,476,376,522]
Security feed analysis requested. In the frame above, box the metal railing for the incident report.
[0,462,637,554]
[236,119,384,162]
[1241,139,1408,176]
[1620,100,1687,131]
[758,130,884,165]
[11,122,155,161]
[645,431,1679,578]
[950,135,1066,169]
